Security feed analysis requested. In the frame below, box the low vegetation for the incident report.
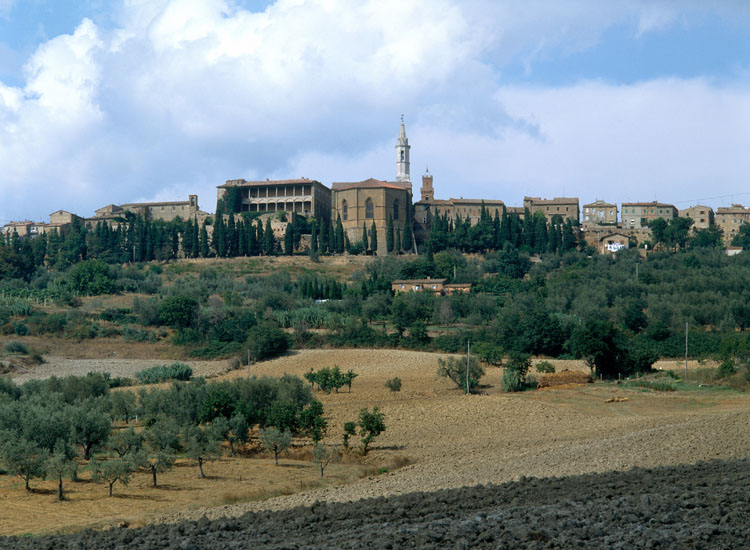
[136,362,193,384]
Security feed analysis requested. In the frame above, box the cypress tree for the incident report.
[248,219,258,256]
[310,221,318,253]
[263,217,275,255]
[319,219,329,254]
[213,206,226,257]
[328,220,335,253]
[238,219,247,256]
[396,226,402,254]
[256,219,264,250]
[370,221,378,255]
[401,203,413,253]
[284,222,294,255]
[335,215,345,254]
[386,214,394,253]
[227,213,237,257]
[292,213,301,250]
[200,221,209,257]
[362,223,368,252]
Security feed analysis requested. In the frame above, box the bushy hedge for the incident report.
[136,363,193,384]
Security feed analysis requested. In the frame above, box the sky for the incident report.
[1,0,750,223]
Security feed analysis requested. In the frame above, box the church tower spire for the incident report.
[395,115,411,183]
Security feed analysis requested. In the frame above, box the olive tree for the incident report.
[358,407,386,456]
[260,426,292,466]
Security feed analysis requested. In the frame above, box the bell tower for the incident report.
[395,115,411,183]
[420,168,434,201]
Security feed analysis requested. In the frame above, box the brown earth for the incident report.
[4,348,750,535]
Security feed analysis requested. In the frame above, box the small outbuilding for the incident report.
[599,232,630,254]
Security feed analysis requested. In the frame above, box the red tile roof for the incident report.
[331,178,407,191]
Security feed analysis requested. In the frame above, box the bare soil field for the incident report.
[3,348,750,537]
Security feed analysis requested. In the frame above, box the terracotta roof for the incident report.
[621,201,676,208]
[525,196,579,205]
[331,178,407,191]
[444,283,472,288]
[392,279,448,285]
[716,206,750,214]
[447,198,504,205]
[218,178,319,188]
[120,200,192,208]
[583,200,616,208]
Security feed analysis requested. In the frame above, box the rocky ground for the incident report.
[3,458,750,549]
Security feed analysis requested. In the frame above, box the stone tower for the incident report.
[420,168,434,201]
[396,115,411,183]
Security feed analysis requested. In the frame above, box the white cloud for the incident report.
[1,0,750,224]
[408,79,750,210]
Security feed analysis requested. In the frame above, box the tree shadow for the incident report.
[29,487,56,495]
[369,445,405,451]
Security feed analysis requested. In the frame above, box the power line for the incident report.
[671,192,750,205]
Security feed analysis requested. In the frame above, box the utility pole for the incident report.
[466,340,471,395]
[685,323,689,380]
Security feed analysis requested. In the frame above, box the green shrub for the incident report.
[159,295,199,329]
[717,359,737,378]
[13,322,29,336]
[189,341,242,359]
[69,260,116,295]
[437,355,484,392]
[172,327,203,346]
[501,368,522,392]
[136,363,193,384]
[305,366,357,393]
[121,325,156,343]
[385,377,402,392]
[535,361,555,374]
[4,341,29,354]
[473,342,503,366]
[100,308,132,323]
[243,322,289,363]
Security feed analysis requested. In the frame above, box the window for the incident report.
[365,198,374,219]
[393,199,399,220]
[342,200,348,221]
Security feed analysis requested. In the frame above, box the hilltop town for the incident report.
[2,119,746,257]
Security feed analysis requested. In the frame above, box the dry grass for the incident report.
[0,455,363,536]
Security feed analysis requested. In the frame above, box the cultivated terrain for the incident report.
[2,348,749,546]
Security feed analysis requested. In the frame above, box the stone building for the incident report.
[582,200,617,227]
[598,232,630,254]
[217,178,330,221]
[678,205,714,230]
[621,201,677,229]
[119,195,201,222]
[331,178,412,254]
[523,197,580,224]
[391,278,471,295]
[86,196,206,228]
[413,170,505,242]
[715,204,750,244]
[330,119,414,255]
[2,211,82,237]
